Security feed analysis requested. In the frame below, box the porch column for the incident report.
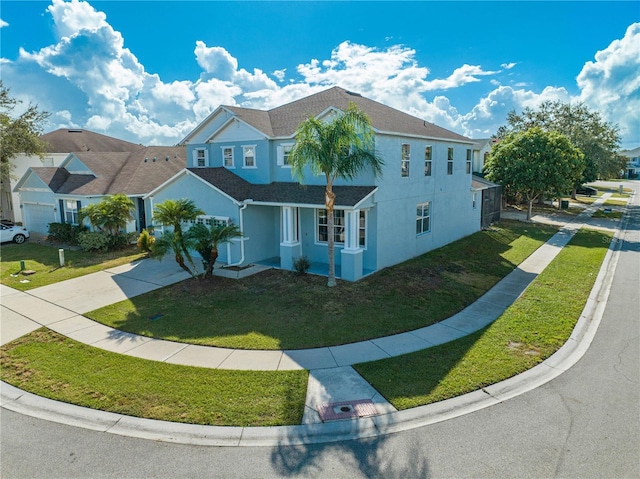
[341,209,363,281]
[280,206,301,271]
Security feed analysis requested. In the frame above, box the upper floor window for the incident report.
[243,145,256,168]
[424,146,433,176]
[401,144,410,177]
[277,143,294,167]
[185,215,230,228]
[447,147,454,175]
[195,148,207,167]
[416,201,431,235]
[466,149,472,174]
[222,147,234,168]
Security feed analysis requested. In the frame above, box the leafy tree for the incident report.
[0,81,50,221]
[189,222,243,278]
[150,198,203,277]
[496,101,623,191]
[289,103,383,287]
[79,194,136,236]
[485,127,585,221]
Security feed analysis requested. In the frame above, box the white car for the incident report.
[0,223,30,244]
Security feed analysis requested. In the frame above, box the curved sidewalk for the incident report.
[0,191,631,445]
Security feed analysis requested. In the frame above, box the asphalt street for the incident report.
[1,181,638,478]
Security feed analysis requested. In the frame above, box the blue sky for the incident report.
[1,1,639,148]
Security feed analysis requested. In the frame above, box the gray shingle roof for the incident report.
[28,147,186,196]
[41,129,142,153]
[188,168,375,207]
[222,86,471,142]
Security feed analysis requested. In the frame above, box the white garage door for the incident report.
[24,204,56,235]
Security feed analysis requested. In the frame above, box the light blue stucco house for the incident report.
[148,86,487,281]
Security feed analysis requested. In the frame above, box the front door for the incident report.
[137,197,146,232]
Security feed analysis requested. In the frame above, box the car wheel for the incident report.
[13,234,26,244]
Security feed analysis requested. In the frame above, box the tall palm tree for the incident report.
[189,222,243,278]
[289,103,383,287]
[150,198,204,277]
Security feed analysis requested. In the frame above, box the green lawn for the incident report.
[0,329,307,426]
[0,243,146,290]
[354,228,611,409]
[592,208,623,219]
[85,221,558,350]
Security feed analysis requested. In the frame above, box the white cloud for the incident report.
[4,1,636,148]
[0,18,9,28]
[577,22,640,144]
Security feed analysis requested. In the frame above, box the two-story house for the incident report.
[146,86,485,281]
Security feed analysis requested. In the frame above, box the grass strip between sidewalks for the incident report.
[355,228,612,410]
[0,329,308,427]
[0,243,146,291]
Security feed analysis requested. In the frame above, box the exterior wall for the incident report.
[7,153,67,223]
[242,205,280,264]
[373,134,479,270]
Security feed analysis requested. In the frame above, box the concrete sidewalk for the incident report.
[0,190,630,442]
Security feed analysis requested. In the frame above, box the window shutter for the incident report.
[277,146,284,166]
[192,150,198,167]
[76,200,82,211]
[204,149,209,167]
[59,199,65,223]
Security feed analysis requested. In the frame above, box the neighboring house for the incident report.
[2,129,140,224]
[14,145,186,235]
[148,86,493,281]
[471,138,495,174]
[621,146,640,179]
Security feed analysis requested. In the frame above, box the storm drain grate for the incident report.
[318,399,378,422]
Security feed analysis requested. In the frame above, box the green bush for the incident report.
[47,223,86,245]
[78,231,111,252]
[293,255,311,275]
[137,229,155,253]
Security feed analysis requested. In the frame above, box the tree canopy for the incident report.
[289,103,383,287]
[495,100,623,183]
[0,81,50,178]
[485,127,585,220]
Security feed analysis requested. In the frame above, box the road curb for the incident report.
[0,215,625,446]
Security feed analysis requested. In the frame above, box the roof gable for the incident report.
[185,86,472,144]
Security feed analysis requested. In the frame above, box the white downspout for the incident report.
[225,202,248,267]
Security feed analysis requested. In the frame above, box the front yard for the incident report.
[0,243,146,290]
[85,220,558,350]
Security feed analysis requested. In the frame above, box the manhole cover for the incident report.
[318,399,378,421]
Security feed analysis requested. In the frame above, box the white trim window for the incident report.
[185,215,231,228]
[64,199,80,224]
[222,146,234,168]
[193,148,208,167]
[277,143,294,167]
[358,210,367,248]
[447,148,454,175]
[424,145,433,176]
[242,145,256,168]
[401,144,410,177]
[317,209,345,244]
[416,201,431,235]
[466,149,472,174]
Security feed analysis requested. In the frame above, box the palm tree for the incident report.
[79,193,135,236]
[289,103,383,287]
[189,222,243,278]
[150,198,204,277]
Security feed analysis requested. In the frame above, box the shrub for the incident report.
[47,222,86,245]
[293,255,311,275]
[137,229,155,253]
[108,232,137,251]
[78,231,111,252]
